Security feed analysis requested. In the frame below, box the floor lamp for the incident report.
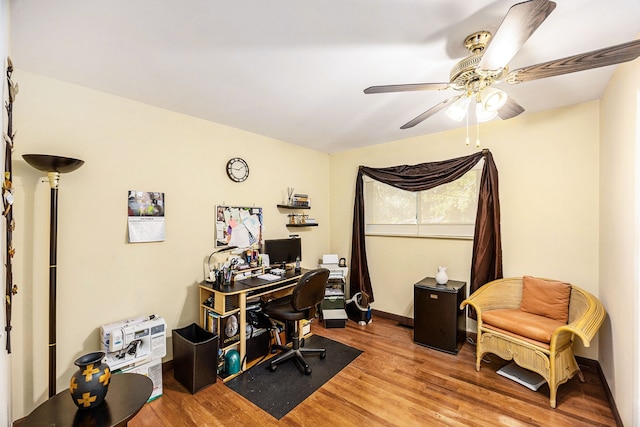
[23,154,84,398]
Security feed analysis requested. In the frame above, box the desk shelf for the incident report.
[286,223,318,227]
[200,285,240,315]
[233,265,265,276]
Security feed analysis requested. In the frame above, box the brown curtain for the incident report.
[349,150,502,304]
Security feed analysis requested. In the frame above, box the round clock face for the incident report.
[226,157,249,182]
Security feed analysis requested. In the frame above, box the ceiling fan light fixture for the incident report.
[445,95,472,122]
[476,101,498,122]
[480,87,508,111]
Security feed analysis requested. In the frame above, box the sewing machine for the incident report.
[100,314,166,371]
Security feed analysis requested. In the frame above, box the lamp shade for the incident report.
[476,102,498,122]
[22,154,84,173]
[480,87,508,112]
[445,95,472,122]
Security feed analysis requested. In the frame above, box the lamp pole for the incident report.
[23,155,84,398]
[47,171,59,398]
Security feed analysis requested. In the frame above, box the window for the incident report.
[364,166,481,239]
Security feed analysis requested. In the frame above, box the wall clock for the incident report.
[226,157,249,182]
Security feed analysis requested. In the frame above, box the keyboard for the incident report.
[257,273,281,281]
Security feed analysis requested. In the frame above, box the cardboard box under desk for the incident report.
[114,357,163,402]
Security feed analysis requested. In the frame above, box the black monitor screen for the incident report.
[263,238,301,266]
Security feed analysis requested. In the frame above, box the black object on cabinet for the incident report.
[413,277,466,354]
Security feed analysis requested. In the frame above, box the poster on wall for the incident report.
[128,191,165,243]
[216,205,263,248]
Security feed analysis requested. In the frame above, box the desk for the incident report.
[199,268,307,379]
[20,373,152,427]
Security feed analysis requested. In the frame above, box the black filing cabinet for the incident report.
[414,277,466,354]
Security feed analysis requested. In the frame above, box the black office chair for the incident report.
[262,268,330,375]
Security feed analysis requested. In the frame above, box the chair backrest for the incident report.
[291,268,330,312]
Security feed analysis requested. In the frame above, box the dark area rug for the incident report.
[226,335,362,419]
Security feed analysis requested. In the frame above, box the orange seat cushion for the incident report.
[520,276,571,323]
[481,308,565,344]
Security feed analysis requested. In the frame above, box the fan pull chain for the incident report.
[465,109,470,146]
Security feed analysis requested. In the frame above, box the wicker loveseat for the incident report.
[460,276,606,408]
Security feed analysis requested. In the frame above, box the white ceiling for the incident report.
[9,0,640,153]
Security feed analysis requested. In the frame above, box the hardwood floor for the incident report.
[130,315,617,426]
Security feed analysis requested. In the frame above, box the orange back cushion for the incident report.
[520,276,571,323]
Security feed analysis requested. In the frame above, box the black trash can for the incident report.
[172,323,218,394]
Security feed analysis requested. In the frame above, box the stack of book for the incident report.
[292,193,310,207]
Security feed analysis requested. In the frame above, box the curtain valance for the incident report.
[349,150,502,304]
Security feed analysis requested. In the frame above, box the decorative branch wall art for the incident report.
[4,57,18,353]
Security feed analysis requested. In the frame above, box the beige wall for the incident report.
[330,102,600,354]
[599,55,640,426]
[11,71,330,418]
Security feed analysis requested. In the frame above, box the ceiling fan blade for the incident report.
[505,39,640,84]
[364,82,449,94]
[498,98,525,120]
[400,96,460,129]
[478,0,556,72]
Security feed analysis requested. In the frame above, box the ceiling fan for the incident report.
[364,0,640,130]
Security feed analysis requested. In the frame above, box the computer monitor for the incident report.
[263,237,301,268]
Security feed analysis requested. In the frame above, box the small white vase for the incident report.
[435,266,448,285]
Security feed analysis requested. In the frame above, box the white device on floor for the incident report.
[100,314,166,371]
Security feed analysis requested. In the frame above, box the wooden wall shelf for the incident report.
[277,202,317,227]
[277,204,310,210]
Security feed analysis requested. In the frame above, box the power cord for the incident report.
[465,336,491,364]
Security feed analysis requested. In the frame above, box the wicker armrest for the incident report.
[551,287,606,348]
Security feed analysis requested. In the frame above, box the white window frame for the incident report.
[364,162,483,240]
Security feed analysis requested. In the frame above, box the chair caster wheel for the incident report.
[304,366,312,375]
[269,364,277,372]
[320,351,326,359]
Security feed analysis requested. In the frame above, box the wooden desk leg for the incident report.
[239,294,247,370]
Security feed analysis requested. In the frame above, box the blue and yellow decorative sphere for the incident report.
[69,351,111,409]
